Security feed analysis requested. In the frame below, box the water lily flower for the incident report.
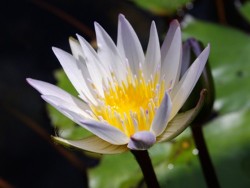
[27,14,209,154]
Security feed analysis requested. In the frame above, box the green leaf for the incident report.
[130,0,192,16]
[182,17,250,114]
[238,0,250,22]
[89,110,250,188]
[203,110,250,188]
[157,110,250,187]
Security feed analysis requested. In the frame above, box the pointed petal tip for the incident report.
[75,34,85,45]
[170,19,180,27]
[76,33,82,40]
[150,21,157,33]
[76,34,89,45]
[94,21,100,28]
[189,89,207,116]
[118,14,130,26]
[201,44,210,55]
[150,91,172,136]
[206,43,211,51]
[26,77,33,84]
[69,36,77,43]
[118,13,125,20]
[94,22,106,36]
[187,89,207,115]
[168,19,181,37]
[200,44,210,60]
[162,91,172,105]
[52,47,64,57]
[27,78,41,90]
[51,46,58,52]
[151,20,156,26]
[26,78,41,89]
[199,88,207,101]
[52,47,72,61]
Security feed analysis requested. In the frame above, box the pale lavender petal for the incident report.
[127,131,156,150]
[143,21,161,80]
[76,34,111,96]
[170,45,210,119]
[157,89,206,142]
[54,136,128,154]
[27,78,71,100]
[39,95,128,145]
[160,20,182,87]
[94,22,127,81]
[52,47,97,104]
[117,14,144,75]
[150,92,172,136]
[61,109,129,145]
[40,95,87,124]
[41,95,92,119]
[69,37,84,60]
[27,78,91,111]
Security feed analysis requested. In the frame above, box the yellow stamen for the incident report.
[91,70,166,137]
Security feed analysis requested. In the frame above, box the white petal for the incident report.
[42,95,92,119]
[27,78,91,111]
[59,108,129,145]
[69,37,85,60]
[27,78,70,100]
[150,92,172,136]
[143,21,161,80]
[160,20,182,87]
[170,45,210,119]
[40,95,87,124]
[76,34,110,97]
[127,131,156,150]
[94,22,127,81]
[157,89,206,142]
[117,14,144,75]
[54,136,128,154]
[52,47,97,104]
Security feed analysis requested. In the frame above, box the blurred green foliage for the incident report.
[183,17,250,114]
[239,0,250,22]
[130,0,192,15]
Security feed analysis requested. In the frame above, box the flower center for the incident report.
[91,72,165,137]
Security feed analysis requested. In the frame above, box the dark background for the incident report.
[0,0,248,187]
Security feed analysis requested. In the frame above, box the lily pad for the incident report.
[203,110,250,188]
[182,17,250,114]
[130,0,192,16]
[89,110,250,188]
[238,0,250,22]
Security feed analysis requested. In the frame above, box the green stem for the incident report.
[131,150,160,188]
[191,125,220,188]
